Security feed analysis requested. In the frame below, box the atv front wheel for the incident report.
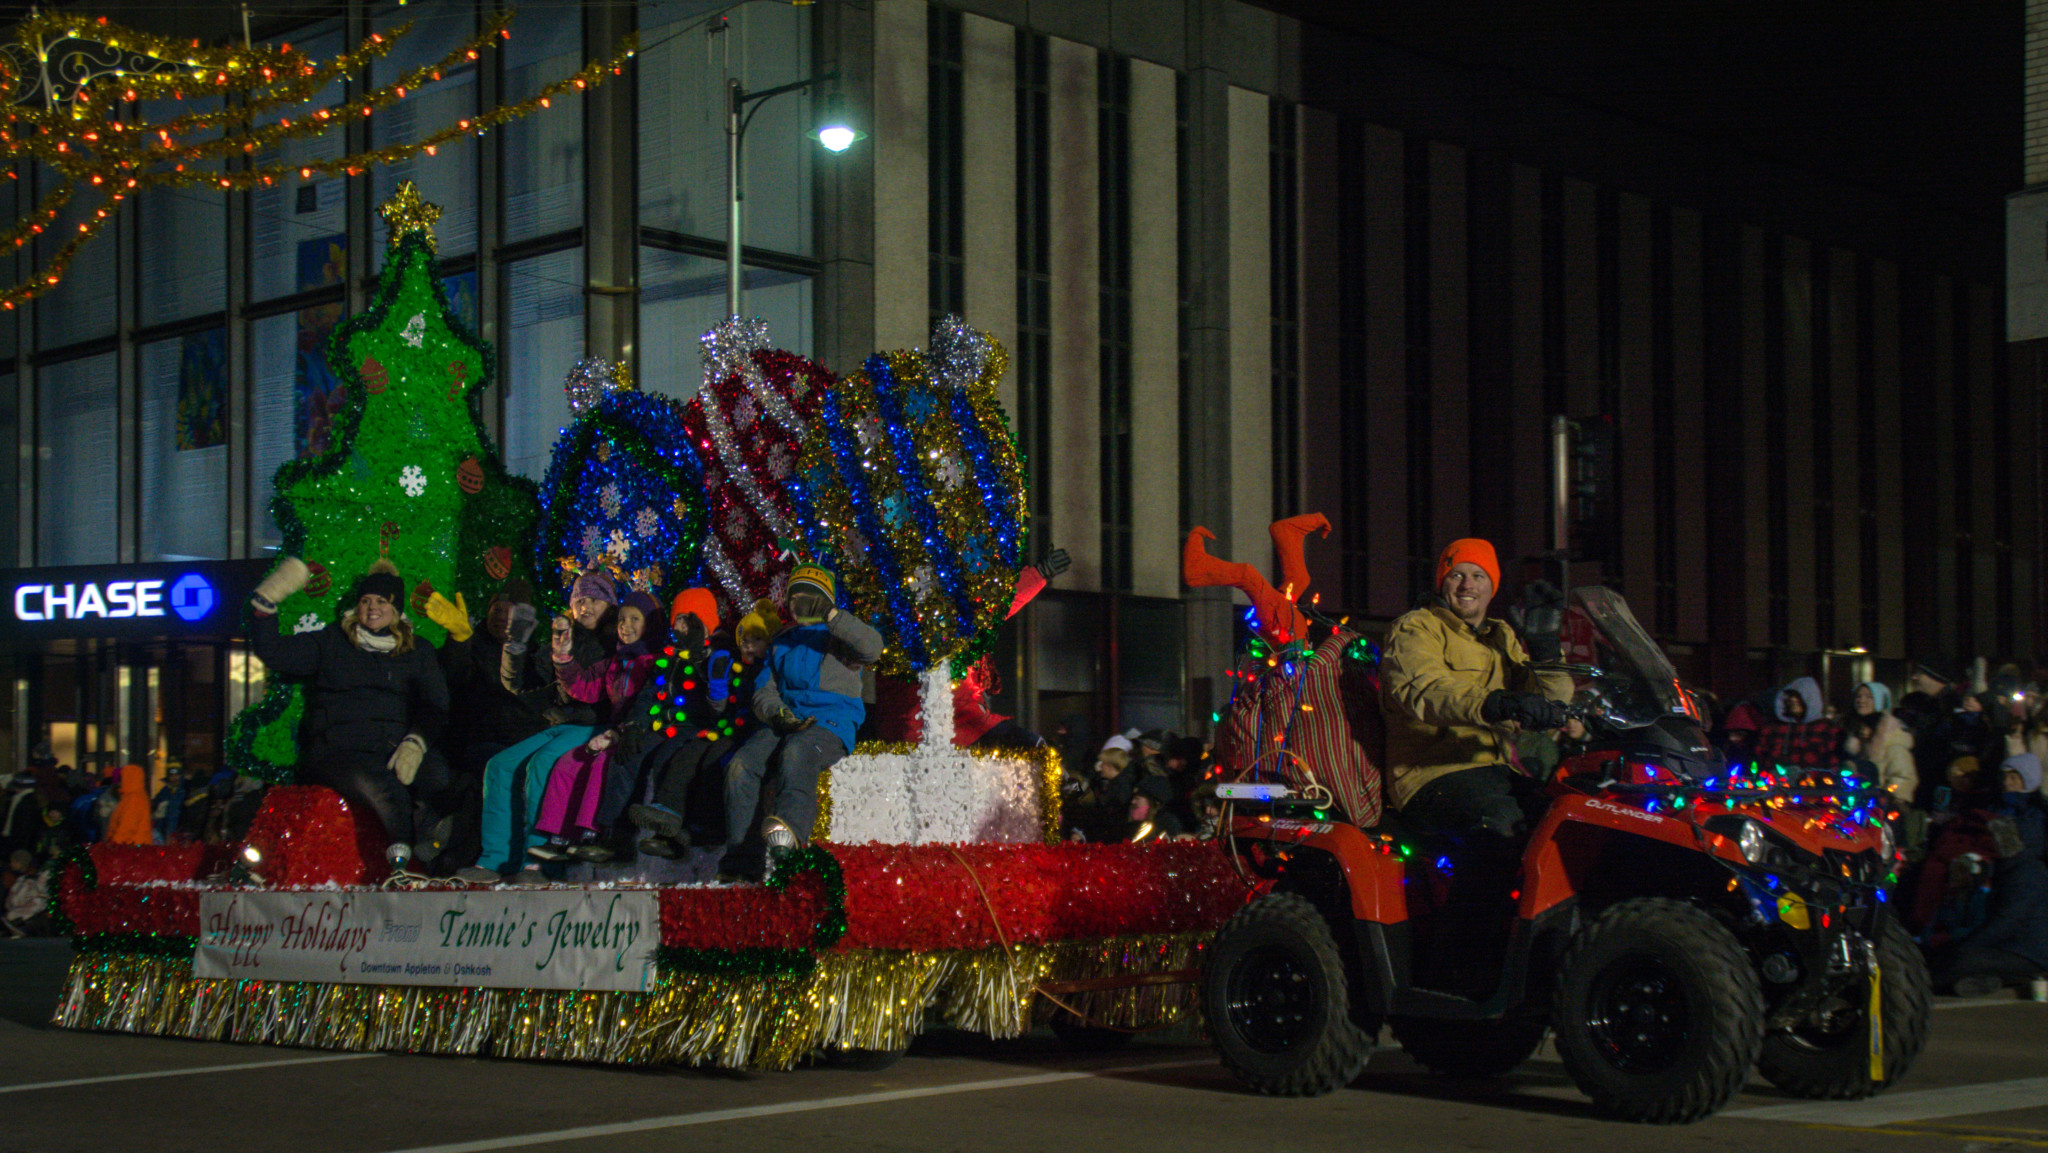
[1552,898,1763,1123]
[1391,1015,1547,1078]
[1202,893,1373,1096]
[1755,915,1931,1098]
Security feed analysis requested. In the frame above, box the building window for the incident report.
[638,1,812,259]
[137,98,227,328]
[252,23,347,306]
[36,166,117,350]
[501,249,587,482]
[1269,99,1300,523]
[929,7,966,322]
[38,354,118,565]
[1099,53,1132,593]
[639,246,813,394]
[1016,30,1052,550]
[371,0,481,268]
[501,5,586,245]
[139,331,230,561]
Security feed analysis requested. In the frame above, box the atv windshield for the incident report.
[1570,587,1692,724]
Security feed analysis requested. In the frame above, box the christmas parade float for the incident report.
[46,189,1251,1071]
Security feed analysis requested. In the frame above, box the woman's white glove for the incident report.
[251,557,311,615]
[389,734,426,785]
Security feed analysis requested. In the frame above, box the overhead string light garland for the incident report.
[0,10,636,310]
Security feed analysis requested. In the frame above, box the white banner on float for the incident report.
[193,889,660,993]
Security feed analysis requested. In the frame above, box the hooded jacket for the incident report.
[754,610,886,753]
[1757,676,1841,770]
[1378,604,1573,809]
[1844,712,1918,799]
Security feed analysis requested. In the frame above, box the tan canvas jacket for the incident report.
[1378,604,1573,808]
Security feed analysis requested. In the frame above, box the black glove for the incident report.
[1482,690,1567,731]
[505,603,538,647]
[1036,547,1071,581]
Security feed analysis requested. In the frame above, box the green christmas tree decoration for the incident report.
[226,182,540,783]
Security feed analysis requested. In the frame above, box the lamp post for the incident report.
[725,71,859,318]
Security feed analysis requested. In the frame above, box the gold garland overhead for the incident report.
[0,10,637,310]
[53,934,1206,1072]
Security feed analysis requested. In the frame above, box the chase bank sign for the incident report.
[0,561,265,639]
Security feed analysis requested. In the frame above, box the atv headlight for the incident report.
[1734,819,1767,865]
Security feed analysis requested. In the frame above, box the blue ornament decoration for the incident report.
[534,389,707,610]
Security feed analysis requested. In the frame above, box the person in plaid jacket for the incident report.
[1757,676,1842,770]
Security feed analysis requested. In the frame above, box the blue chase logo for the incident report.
[168,573,217,623]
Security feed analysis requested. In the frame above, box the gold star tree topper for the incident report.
[379,181,442,251]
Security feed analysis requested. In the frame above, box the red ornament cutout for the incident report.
[457,456,485,494]
[360,355,389,394]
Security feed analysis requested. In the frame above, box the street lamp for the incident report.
[726,71,859,318]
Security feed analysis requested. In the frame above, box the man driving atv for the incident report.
[1378,538,1574,839]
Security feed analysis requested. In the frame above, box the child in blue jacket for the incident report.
[723,566,883,876]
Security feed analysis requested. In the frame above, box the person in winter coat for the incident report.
[456,570,616,883]
[1757,676,1842,770]
[1842,681,1919,801]
[1377,538,1572,839]
[1925,847,2048,995]
[629,593,761,858]
[1896,662,1966,809]
[527,590,668,862]
[249,558,455,873]
[724,565,884,875]
[1063,743,1136,844]
[1997,753,2048,860]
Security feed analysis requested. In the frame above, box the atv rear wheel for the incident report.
[1202,893,1373,1096]
[1552,898,1763,1123]
[1755,915,1931,1099]
[1391,1015,1548,1078]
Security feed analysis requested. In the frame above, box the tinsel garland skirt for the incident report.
[53,934,1208,1071]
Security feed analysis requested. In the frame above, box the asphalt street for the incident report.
[3,937,2045,1153]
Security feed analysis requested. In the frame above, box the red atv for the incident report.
[1203,588,1929,1123]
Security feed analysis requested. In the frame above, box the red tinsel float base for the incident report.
[239,785,388,887]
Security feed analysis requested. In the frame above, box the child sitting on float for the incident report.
[724,566,883,878]
[525,589,667,864]
[455,570,617,884]
[247,557,456,875]
[631,596,776,858]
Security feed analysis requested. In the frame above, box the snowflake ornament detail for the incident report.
[599,482,623,518]
[607,529,631,562]
[399,465,428,497]
[400,313,427,348]
[634,507,660,539]
[292,613,326,635]
[580,525,604,563]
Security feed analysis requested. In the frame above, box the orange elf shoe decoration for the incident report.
[1181,513,1330,645]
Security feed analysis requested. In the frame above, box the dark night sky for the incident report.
[1256,0,2021,227]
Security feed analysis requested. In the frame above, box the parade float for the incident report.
[44,189,1252,1070]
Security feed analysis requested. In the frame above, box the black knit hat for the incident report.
[351,560,406,606]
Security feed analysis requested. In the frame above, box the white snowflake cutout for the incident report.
[721,507,748,538]
[599,482,623,519]
[400,313,426,348]
[935,454,965,488]
[732,393,759,429]
[292,612,326,635]
[634,507,660,539]
[749,548,771,574]
[580,525,604,562]
[399,464,428,497]
[765,444,793,480]
[607,528,631,561]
